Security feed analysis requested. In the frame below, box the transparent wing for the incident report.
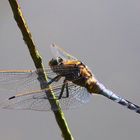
[0,81,91,111]
[0,67,78,92]
[0,44,79,92]
[0,70,37,91]
[51,43,77,60]
[0,69,44,93]
[0,68,61,92]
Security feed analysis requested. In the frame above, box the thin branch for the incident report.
[8,0,74,139]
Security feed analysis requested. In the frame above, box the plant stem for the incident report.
[8,0,74,139]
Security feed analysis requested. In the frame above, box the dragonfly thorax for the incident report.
[49,59,80,79]
[49,58,99,91]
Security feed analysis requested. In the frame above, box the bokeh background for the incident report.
[0,0,140,140]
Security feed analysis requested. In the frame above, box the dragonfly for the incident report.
[0,44,139,114]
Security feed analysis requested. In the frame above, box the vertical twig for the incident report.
[8,0,74,139]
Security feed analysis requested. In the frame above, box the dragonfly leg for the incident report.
[58,80,69,99]
[65,83,69,98]
[58,82,66,99]
[47,76,52,80]
[45,75,61,86]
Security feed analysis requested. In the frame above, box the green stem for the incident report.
[8,0,74,139]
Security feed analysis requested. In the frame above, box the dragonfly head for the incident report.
[49,57,63,67]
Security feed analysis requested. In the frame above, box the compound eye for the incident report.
[49,58,59,66]
[57,57,63,63]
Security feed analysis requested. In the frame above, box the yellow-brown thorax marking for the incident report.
[50,60,100,94]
